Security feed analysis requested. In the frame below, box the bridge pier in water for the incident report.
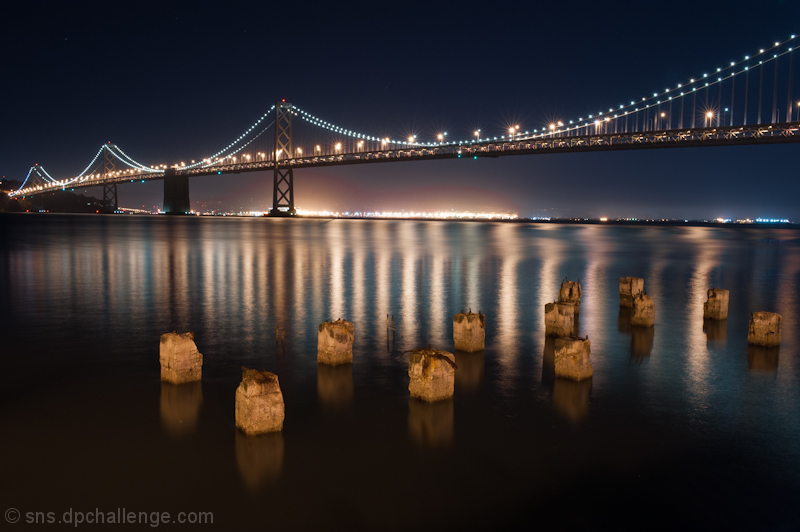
[163,168,191,214]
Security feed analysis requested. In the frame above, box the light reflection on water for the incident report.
[1,214,799,530]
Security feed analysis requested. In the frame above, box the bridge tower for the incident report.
[270,100,296,216]
[102,145,118,212]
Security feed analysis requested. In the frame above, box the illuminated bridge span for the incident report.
[11,34,800,215]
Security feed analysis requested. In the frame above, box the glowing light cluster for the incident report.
[294,209,518,220]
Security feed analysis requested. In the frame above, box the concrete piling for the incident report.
[631,292,655,327]
[544,302,575,337]
[317,318,355,365]
[408,348,457,402]
[159,331,203,384]
[703,288,730,320]
[619,277,644,308]
[558,279,582,313]
[453,310,486,352]
[747,312,782,346]
[235,367,285,435]
[554,337,593,381]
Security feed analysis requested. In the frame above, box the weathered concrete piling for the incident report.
[554,337,593,381]
[619,277,644,308]
[747,312,782,346]
[631,293,655,327]
[159,332,203,384]
[545,302,575,337]
[408,348,457,402]
[558,279,582,313]
[453,310,486,352]
[703,288,730,320]
[317,318,355,365]
[235,367,285,435]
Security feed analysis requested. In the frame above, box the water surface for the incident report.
[1,214,798,530]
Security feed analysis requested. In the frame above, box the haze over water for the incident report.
[1,214,798,530]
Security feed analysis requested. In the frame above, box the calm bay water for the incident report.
[1,213,798,530]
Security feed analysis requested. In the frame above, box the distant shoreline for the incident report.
[295,216,798,229]
[3,211,796,229]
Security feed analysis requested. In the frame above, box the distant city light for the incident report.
[293,209,519,220]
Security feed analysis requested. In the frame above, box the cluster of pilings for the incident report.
[155,312,484,442]
[157,280,782,437]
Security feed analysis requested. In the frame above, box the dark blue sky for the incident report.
[3,0,800,218]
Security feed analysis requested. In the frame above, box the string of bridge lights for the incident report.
[556,34,798,136]
[109,144,159,172]
[293,35,798,145]
[293,106,399,145]
[12,143,158,196]
[9,34,798,198]
[195,120,276,167]
[183,106,276,168]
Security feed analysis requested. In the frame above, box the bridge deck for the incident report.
[18,122,800,192]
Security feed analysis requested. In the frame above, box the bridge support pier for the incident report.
[102,183,118,212]
[271,168,295,216]
[100,145,118,213]
[163,168,191,215]
[269,101,296,216]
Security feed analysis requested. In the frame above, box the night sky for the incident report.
[3,0,800,219]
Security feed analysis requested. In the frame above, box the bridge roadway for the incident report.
[41,122,800,191]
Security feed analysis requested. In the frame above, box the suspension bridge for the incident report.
[10,35,800,215]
